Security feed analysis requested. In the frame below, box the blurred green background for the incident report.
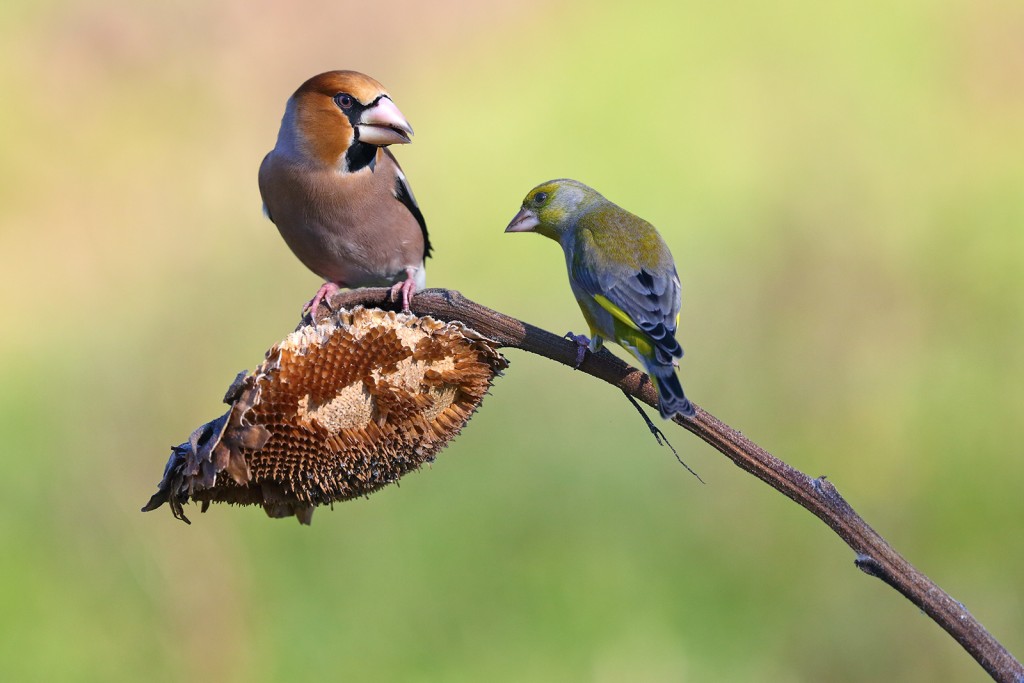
[1,0,1022,680]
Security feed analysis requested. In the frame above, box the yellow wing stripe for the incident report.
[592,294,641,332]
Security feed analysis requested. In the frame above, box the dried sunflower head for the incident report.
[143,307,507,524]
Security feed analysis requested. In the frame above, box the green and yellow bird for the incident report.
[505,179,695,419]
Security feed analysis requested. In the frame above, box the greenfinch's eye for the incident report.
[533,192,548,205]
[334,93,354,109]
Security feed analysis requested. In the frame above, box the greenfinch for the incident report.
[505,179,694,419]
[259,71,431,316]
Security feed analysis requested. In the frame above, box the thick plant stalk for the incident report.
[315,286,1023,683]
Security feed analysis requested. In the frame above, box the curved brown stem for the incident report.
[319,287,1024,683]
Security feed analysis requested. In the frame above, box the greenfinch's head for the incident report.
[505,179,603,240]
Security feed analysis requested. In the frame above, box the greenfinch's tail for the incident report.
[616,326,694,419]
[650,367,695,419]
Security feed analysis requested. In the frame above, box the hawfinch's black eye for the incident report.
[533,192,548,204]
[334,93,354,109]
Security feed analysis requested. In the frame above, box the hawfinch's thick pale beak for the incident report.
[357,96,414,146]
[505,207,540,233]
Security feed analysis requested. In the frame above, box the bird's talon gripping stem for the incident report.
[389,267,419,313]
[563,332,591,369]
[305,282,342,322]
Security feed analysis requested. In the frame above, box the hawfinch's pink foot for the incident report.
[304,282,341,320]
[389,267,419,313]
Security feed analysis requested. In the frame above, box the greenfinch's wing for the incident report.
[570,237,683,365]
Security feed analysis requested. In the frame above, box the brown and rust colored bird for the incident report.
[259,70,431,315]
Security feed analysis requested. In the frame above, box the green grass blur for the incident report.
[1,0,1022,680]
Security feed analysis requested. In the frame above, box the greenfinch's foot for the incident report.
[564,332,591,368]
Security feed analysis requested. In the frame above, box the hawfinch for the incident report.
[259,70,431,315]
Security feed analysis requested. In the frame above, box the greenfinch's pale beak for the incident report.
[356,96,414,146]
[505,207,539,233]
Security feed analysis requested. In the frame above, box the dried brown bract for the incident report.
[142,306,507,524]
